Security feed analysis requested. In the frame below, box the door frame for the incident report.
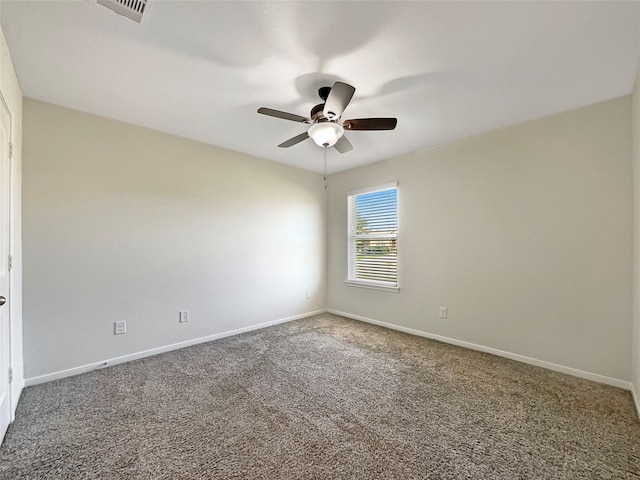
[0,89,13,426]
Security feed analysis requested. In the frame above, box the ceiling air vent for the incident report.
[97,0,147,23]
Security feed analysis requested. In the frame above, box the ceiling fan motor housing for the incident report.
[311,103,327,122]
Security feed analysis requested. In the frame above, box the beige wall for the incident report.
[0,25,23,415]
[632,64,640,411]
[328,96,632,382]
[22,99,326,379]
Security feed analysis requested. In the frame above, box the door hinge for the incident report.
[7,255,12,271]
[8,368,12,384]
[8,142,13,159]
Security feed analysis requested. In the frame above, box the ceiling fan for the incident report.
[257,81,397,153]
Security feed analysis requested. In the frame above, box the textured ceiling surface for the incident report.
[1,1,639,173]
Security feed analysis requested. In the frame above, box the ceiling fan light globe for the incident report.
[308,122,344,147]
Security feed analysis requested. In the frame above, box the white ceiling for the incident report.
[1,1,639,174]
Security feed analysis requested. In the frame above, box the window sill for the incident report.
[345,280,399,293]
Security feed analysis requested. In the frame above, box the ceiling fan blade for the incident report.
[258,107,311,123]
[343,118,398,131]
[278,132,309,148]
[334,135,353,154]
[323,82,355,120]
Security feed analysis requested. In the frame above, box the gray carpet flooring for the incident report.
[1,313,639,479]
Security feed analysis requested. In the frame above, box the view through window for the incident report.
[347,183,398,291]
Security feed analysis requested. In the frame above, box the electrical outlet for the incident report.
[114,320,126,335]
[306,290,311,299]
[179,310,189,323]
[439,307,448,319]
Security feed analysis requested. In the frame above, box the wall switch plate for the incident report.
[306,290,311,299]
[114,320,126,335]
[179,310,189,323]
[439,307,448,319]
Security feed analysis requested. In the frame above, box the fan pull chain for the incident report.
[323,146,328,190]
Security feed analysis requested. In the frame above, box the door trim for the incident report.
[0,90,13,425]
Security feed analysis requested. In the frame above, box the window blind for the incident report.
[348,185,398,288]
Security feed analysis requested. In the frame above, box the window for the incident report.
[347,183,398,292]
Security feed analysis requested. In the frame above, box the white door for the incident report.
[0,97,11,442]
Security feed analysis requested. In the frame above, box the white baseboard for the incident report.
[25,307,635,398]
[328,309,632,391]
[25,309,327,387]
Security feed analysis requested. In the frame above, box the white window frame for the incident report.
[346,182,399,293]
